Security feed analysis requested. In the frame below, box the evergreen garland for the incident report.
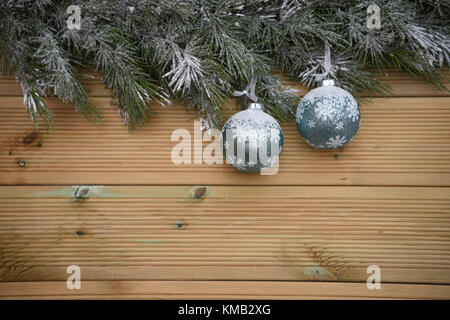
[1,0,449,130]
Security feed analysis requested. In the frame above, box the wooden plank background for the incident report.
[0,70,449,299]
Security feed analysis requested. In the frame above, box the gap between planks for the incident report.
[0,280,449,299]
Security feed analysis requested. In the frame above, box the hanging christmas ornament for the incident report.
[296,79,361,150]
[221,103,284,173]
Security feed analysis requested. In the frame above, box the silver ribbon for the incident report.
[314,43,332,82]
[233,75,258,102]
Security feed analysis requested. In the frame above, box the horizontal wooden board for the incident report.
[1,97,450,186]
[282,70,450,97]
[0,280,449,299]
[0,186,449,284]
[1,69,449,98]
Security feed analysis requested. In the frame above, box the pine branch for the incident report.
[0,0,448,130]
[92,27,168,130]
[32,27,102,123]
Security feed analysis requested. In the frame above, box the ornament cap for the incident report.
[322,79,335,87]
[248,102,264,111]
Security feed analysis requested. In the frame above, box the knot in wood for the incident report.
[193,186,207,199]
[74,186,90,199]
[22,131,39,145]
[175,221,185,230]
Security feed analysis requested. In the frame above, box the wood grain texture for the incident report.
[1,97,450,186]
[1,71,450,299]
[0,281,449,299]
[0,186,449,286]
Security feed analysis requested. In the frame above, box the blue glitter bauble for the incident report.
[221,103,284,173]
[296,80,361,150]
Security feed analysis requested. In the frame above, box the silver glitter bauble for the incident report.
[296,79,361,150]
[221,103,284,173]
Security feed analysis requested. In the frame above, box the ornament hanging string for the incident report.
[233,75,258,102]
[314,43,332,83]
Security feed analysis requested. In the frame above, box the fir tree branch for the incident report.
[0,0,448,130]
